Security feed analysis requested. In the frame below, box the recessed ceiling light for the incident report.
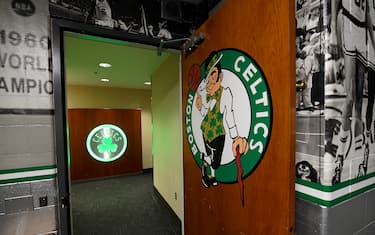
[100,78,110,82]
[144,81,151,85]
[99,62,112,68]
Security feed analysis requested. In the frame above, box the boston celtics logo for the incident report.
[86,124,128,162]
[185,49,272,200]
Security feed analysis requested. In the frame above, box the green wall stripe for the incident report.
[296,172,375,192]
[0,174,57,184]
[296,192,331,206]
[0,165,57,174]
[296,182,375,207]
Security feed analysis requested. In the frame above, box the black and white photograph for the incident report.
[296,0,375,186]
[48,0,200,42]
[295,0,325,185]
[295,0,324,113]
[324,0,375,185]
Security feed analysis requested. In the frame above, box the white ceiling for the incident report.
[64,32,174,90]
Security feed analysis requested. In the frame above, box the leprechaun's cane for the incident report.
[235,146,244,207]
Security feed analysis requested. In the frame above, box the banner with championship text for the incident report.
[0,0,52,111]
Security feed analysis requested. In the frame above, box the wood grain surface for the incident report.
[68,109,143,181]
[182,0,296,234]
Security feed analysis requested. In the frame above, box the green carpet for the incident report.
[71,172,181,235]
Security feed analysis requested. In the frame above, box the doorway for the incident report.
[52,19,183,235]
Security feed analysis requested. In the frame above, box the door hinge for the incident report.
[60,196,70,209]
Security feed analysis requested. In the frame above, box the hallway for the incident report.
[71,172,181,235]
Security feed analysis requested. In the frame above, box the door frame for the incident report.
[51,18,179,235]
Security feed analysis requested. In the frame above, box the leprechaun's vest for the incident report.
[201,86,226,142]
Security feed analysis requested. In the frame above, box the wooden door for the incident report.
[182,0,295,234]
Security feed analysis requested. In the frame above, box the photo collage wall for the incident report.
[49,0,202,42]
[295,0,375,191]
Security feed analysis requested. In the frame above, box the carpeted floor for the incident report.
[71,172,181,235]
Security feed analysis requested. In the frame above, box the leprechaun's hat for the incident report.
[204,51,223,80]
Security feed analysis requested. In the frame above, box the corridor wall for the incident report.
[151,53,183,220]
[0,1,57,234]
[67,85,152,170]
[295,0,375,234]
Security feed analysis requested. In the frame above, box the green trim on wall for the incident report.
[0,174,57,184]
[296,192,331,206]
[0,165,57,174]
[296,182,375,207]
[296,172,375,192]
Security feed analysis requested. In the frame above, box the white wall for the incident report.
[151,53,183,220]
[67,85,153,169]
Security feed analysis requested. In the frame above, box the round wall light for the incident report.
[86,124,128,162]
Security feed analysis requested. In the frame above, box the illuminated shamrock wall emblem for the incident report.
[86,124,127,162]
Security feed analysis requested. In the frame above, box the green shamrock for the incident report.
[97,137,118,154]
[216,125,223,134]
[209,118,216,128]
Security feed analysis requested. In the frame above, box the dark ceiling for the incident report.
[50,0,223,38]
